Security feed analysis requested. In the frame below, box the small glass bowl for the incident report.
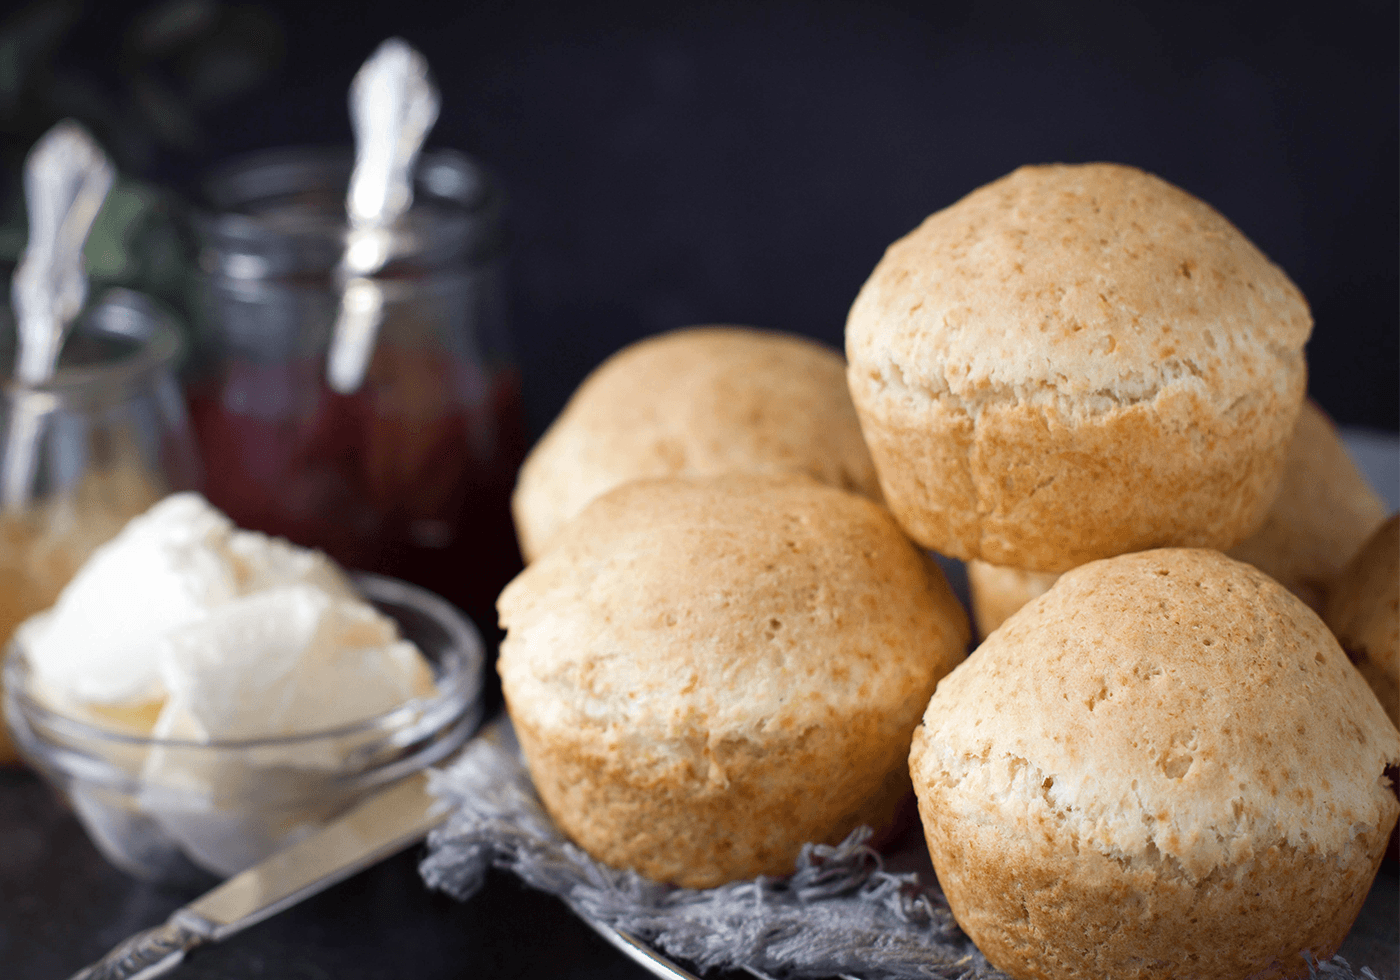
[1,572,484,889]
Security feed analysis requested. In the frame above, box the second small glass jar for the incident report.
[188,148,527,642]
[0,288,200,763]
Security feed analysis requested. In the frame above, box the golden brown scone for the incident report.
[498,473,969,888]
[1326,515,1399,728]
[910,549,1400,980]
[1228,400,1388,611]
[846,163,1311,572]
[965,400,1388,638]
[511,326,881,562]
[965,559,1058,642]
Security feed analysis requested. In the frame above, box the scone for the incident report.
[511,326,880,561]
[846,162,1311,572]
[498,473,969,888]
[1326,515,1399,728]
[910,549,1400,980]
[966,399,1387,638]
[965,560,1058,642]
[1226,400,1387,611]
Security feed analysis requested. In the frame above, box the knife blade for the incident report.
[68,771,447,980]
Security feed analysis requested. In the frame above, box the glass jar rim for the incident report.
[0,288,184,408]
[193,145,506,279]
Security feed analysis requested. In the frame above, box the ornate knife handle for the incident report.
[68,911,216,980]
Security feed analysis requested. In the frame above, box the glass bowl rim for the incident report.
[2,571,485,752]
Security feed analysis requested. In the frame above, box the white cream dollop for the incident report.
[152,585,432,744]
[21,493,239,707]
[19,492,434,737]
[15,492,440,878]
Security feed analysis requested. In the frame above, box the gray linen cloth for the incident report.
[418,719,1383,980]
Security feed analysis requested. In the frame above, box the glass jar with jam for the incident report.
[187,148,526,644]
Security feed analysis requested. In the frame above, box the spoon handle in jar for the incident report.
[3,121,114,511]
[326,37,440,395]
[345,37,439,233]
[11,120,115,385]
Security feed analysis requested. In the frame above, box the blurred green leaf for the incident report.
[0,226,24,263]
[0,0,283,342]
[129,0,218,57]
[84,180,158,281]
[131,70,201,150]
[0,0,81,116]
[179,5,282,106]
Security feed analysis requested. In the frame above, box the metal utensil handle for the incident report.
[577,914,707,980]
[345,37,440,232]
[3,120,115,511]
[326,37,440,395]
[12,120,115,385]
[67,911,215,980]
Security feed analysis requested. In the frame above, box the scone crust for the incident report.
[1325,515,1399,727]
[499,473,969,887]
[910,548,1400,980]
[966,559,1058,641]
[846,163,1310,571]
[964,399,1388,635]
[919,795,1387,980]
[512,326,880,561]
[1228,400,1388,611]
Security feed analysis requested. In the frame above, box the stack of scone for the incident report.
[498,164,1398,978]
[965,398,1390,640]
[847,163,1399,978]
[502,326,969,886]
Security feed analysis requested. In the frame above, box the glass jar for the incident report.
[0,288,200,762]
[187,147,526,643]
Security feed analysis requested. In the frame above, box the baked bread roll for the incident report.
[511,326,880,562]
[965,560,1058,642]
[1326,515,1399,728]
[1226,400,1388,611]
[498,473,969,888]
[910,548,1400,980]
[966,399,1388,638]
[846,162,1311,572]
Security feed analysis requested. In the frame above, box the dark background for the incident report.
[0,6,1396,975]
[2,0,1396,437]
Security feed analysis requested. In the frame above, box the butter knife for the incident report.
[67,771,446,980]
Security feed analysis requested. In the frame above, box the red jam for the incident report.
[186,347,527,643]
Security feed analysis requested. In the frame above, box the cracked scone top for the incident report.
[498,472,969,888]
[909,548,1400,980]
[846,162,1311,572]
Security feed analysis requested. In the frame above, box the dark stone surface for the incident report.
[3,763,1397,979]
[0,767,652,979]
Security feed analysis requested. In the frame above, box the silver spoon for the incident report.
[2,120,115,510]
[325,37,440,395]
